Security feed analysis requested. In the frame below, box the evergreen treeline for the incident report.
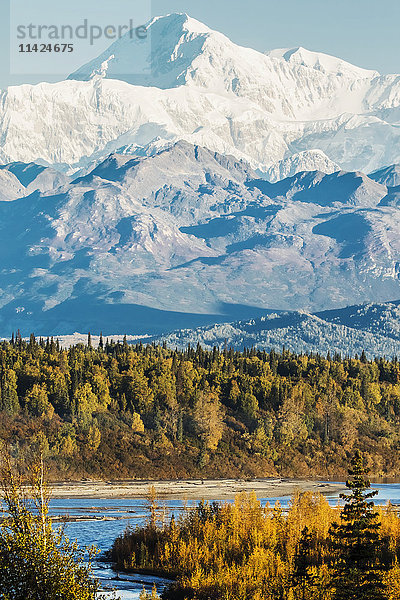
[1,333,400,478]
[112,454,400,600]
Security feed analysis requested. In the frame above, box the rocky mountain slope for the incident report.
[0,141,400,335]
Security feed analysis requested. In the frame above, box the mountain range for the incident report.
[0,13,400,349]
[0,140,399,337]
[1,13,400,176]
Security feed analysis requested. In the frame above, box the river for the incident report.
[51,483,400,599]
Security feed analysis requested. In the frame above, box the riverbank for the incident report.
[49,478,346,499]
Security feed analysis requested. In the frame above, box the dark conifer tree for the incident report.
[329,451,388,600]
[177,413,183,443]
[16,329,22,349]
[293,526,317,600]
[212,346,218,363]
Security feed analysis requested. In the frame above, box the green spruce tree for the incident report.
[329,451,387,600]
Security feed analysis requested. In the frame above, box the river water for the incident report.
[51,483,400,599]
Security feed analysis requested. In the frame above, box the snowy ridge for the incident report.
[1,13,400,175]
[265,46,378,79]
[265,150,341,183]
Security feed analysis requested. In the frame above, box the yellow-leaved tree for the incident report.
[0,449,117,600]
[192,390,224,451]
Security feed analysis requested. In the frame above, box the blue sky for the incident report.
[1,0,399,88]
[155,0,400,73]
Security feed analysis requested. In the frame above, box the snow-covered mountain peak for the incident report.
[68,13,381,118]
[2,13,400,176]
[156,12,213,35]
[69,12,215,88]
[266,46,379,79]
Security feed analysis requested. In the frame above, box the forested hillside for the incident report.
[1,334,400,480]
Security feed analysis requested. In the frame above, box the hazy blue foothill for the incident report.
[0,141,400,342]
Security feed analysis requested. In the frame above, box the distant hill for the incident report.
[158,301,400,359]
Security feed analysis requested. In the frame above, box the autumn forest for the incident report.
[0,333,400,480]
